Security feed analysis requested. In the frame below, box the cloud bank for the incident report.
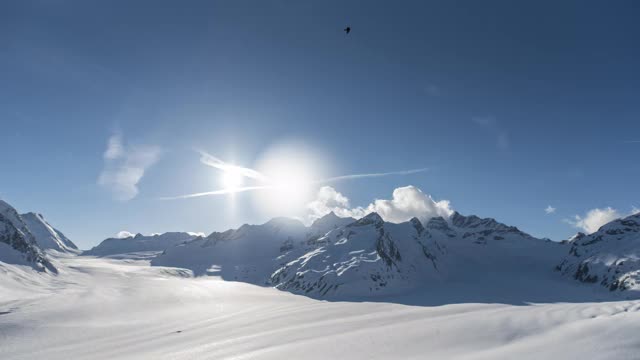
[307,185,453,225]
[98,133,161,201]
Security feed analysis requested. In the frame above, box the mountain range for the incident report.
[2,198,639,299]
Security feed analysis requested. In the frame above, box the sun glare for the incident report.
[253,141,327,216]
[221,168,243,189]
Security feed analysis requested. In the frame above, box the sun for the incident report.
[221,168,243,190]
[253,141,327,216]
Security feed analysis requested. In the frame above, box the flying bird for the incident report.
[344,26,351,34]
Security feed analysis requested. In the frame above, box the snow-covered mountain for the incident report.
[152,210,566,298]
[84,232,200,257]
[0,200,56,272]
[271,213,443,296]
[152,217,310,280]
[21,212,79,254]
[557,212,640,293]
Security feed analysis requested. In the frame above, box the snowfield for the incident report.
[1,253,640,360]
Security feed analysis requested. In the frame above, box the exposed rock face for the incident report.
[0,200,56,273]
[557,213,640,293]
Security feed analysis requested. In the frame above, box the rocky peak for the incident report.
[353,212,384,227]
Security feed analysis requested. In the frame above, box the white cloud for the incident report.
[306,185,453,225]
[545,205,556,214]
[566,207,622,234]
[187,231,206,237]
[98,134,161,201]
[567,207,640,234]
[307,186,366,222]
[103,133,124,160]
[115,230,135,239]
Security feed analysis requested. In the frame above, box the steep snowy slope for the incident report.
[272,213,443,297]
[21,212,79,253]
[84,232,199,257]
[0,200,56,272]
[557,212,640,294]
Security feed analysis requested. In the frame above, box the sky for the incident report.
[1,1,639,249]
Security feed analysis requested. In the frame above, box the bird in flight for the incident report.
[344,26,351,34]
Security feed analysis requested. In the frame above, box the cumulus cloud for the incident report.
[306,185,453,225]
[545,205,556,214]
[307,186,366,221]
[98,134,161,201]
[115,230,135,239]
[566,207,622,234]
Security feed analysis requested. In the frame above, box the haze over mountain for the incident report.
[85,232,200,257]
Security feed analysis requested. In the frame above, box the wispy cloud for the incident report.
[315,168,428,184]
[198,150,269,182]
[98,133,161,201]
[545,205,556,214]
[159,186,272,200]
[160,151,427,200]
[472,115,509,150]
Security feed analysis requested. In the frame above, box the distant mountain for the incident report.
[152,217,310,280]
[557,212,640,293]
[152,210,565,298]
[0,200,56,272]
[271,213,443,296]
[84,232,199,257]
[21,212,79,253]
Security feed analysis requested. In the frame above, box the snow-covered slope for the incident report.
[20,212,79,254]
[0,200,56,272]
[152,217,310,280]
[271,213,442,297]
[153,210,568,299]
[3,254,640,360]
[557,212,640,294]
[84,232,199,257]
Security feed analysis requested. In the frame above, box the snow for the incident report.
[84,232,199,256]
[1,253,639,360]
[20,212,79,253]
[558,212,640,292]
[4,202,640,358]
[0,200,56,272]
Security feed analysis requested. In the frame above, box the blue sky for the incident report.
[1,1,639,249]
